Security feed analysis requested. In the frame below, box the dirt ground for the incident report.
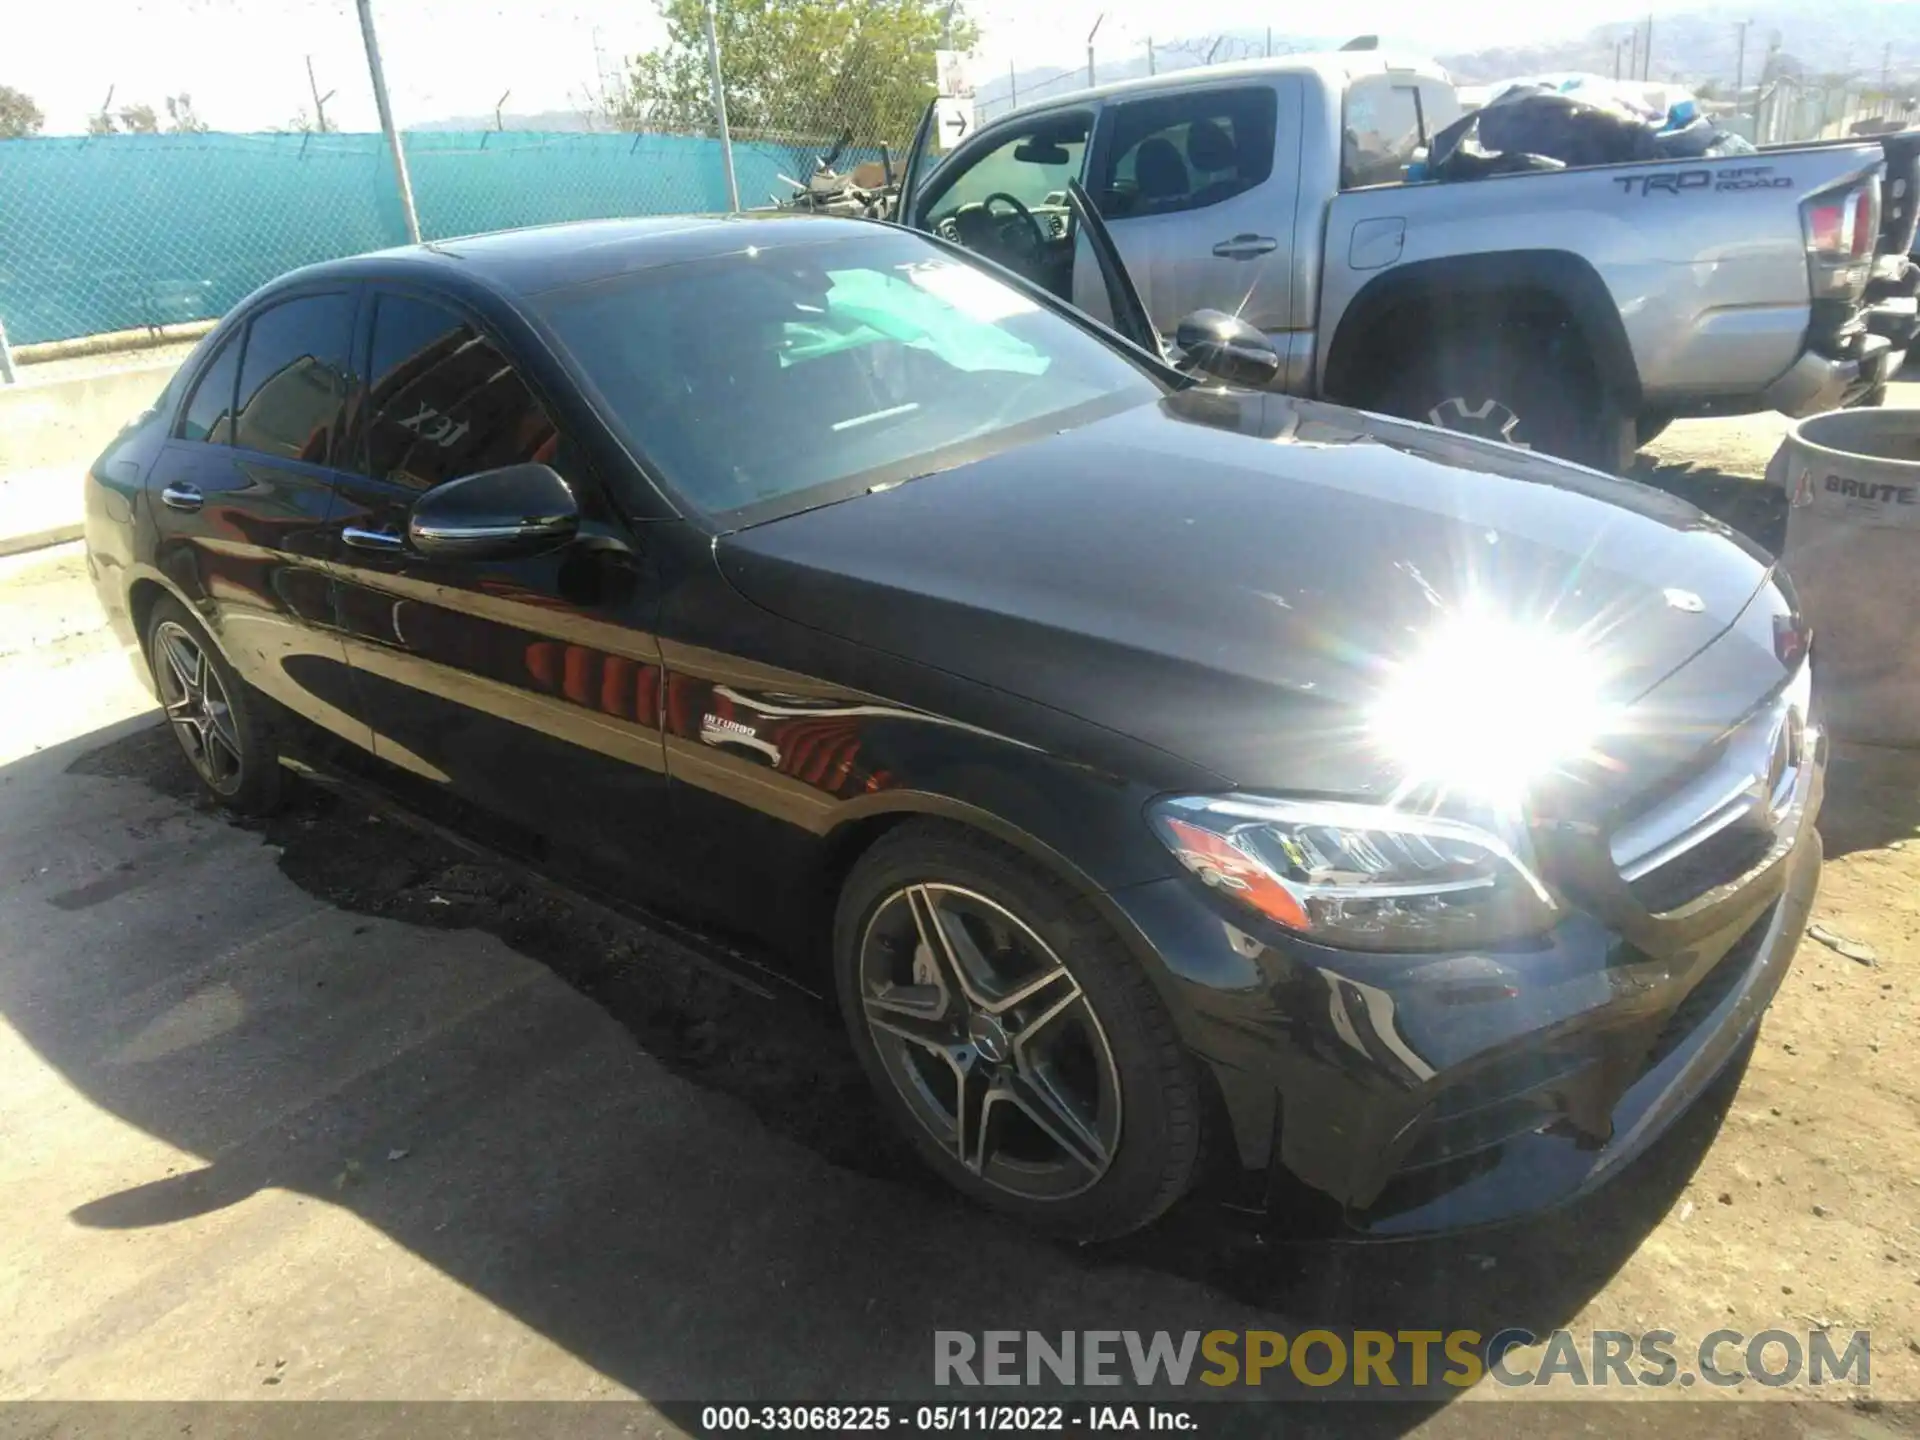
[1,406,1918,1430]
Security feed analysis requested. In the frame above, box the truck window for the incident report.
[1343,79,1427,188]
[1093,87,1278,220]
[920,115,1090,224]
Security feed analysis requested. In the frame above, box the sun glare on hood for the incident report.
[1371,608,1615,810]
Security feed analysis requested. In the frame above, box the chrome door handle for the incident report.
[1211,233,1279,259]
[159,482,203,512]
[341,525,406,553]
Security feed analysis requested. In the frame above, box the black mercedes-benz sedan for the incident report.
[83,208,1823,1241]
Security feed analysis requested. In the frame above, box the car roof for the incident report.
[296,212,886,299]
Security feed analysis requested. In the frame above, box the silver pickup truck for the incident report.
[895,52,1920,470]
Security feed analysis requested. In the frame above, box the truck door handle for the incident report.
[1212,233,1279,259]
[341,525,406,553]
[159,482,203,512]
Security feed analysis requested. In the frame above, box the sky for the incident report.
[5,0,1685,135]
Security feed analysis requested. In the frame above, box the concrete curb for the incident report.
[0,524,84,561]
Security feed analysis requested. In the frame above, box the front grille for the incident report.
[1608,684,1805,914]
[1628,821,1775,913]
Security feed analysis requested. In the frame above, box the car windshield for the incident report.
[536,230,1163,520]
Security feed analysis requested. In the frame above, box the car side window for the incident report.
[362,292,560,493]
[1344,78,1427,188]
[176,331,242,444]
[1094,86,1279,219]
[230,293,356,465]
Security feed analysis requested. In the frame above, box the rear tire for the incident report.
[1635,411,1674,447]
[834,821,1203,1240]
[143,596,282,817]
[1379,329,1633,473]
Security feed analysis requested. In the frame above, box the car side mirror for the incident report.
[1173,310,1282,389]
[408,463,580,561]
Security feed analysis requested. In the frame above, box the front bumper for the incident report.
[1110,735,1826,1239]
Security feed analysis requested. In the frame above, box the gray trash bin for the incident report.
[1773,408,1920,746]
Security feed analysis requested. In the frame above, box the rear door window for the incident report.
[176,332,242,444]
[1094,86,1278,219]
[231,293,356,465]
[360,292,560,493]
[1344,79,1429,187]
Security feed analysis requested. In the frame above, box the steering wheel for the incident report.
[980,192,1047,263]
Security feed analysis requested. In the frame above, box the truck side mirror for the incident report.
[1174,310,1282,388]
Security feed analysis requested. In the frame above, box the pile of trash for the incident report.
[1420,74,1754,182]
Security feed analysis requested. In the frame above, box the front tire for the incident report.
[143,596,282,816]
[1379,329,1633,473]
[834,822,1203,1240]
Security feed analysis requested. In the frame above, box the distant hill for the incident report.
[975,1,1920,119]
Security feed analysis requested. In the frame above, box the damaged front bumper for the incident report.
[1112,727,1826,1238]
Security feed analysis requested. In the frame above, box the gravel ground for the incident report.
[2,388,1918,1422]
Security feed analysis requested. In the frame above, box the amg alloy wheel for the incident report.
[857,883,1122,1200]
[143,597,281,815]
[835,822,1202,1239]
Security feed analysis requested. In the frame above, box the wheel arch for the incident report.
[817,792,1183,1003]
[1323,250,1643,411]
[126,569,211,660]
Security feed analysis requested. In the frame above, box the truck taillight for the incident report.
[1802,176,1880,298]
[1808,199,1846,254]
[1851,181,1880,256]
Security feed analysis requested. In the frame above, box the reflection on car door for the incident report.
[145,288,369,745]
[1076,81,1302,351]
[325,287,670,874]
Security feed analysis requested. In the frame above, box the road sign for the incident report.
[935,95,975,151]
[935,49,974,99]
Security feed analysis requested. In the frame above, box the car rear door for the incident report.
[1078,79,1303,349]
[145,288,369,746]
[324,285,671,875]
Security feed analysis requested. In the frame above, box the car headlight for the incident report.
[1149,795,1557,952]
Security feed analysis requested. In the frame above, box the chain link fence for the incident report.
[0,1,944,355]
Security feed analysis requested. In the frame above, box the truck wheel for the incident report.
[1636,412,1674,447]
[1380,332,1632,473]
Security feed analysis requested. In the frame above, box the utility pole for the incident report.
[1266,26,1273,58]
[1628,28,1639,83]
[1086,13,1103,89]
[701,0,739,211]
[1009,60,1017,109]
[1147,36,1155,76]
[1734,20,1750,122]
[1643,15,1654,81]
[305,56,334,134]
[354,0,421,244]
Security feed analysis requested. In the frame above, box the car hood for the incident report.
[715,390,1777,797]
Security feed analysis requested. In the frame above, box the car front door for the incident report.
[1077,81,1302,353]
[324,285,670,875]
[145,288,368,746]
[905,108,1096,303]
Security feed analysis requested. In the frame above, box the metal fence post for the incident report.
[355,0,423,244]
[703,0,741,212]
[0,316,16,386]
